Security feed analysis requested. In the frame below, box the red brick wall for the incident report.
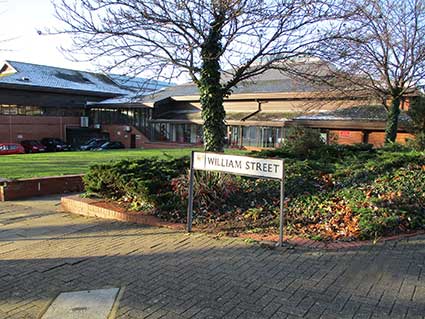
[330,130,364,145]
[0,115,80,143]
[101,124,149,148]
[329,130,415,147]
[369,132,415,147]
[0,175,84,201]
[396,133,415,144]
[368,132,386,147]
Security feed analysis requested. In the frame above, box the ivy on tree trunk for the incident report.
[199,8,226,152]
[385,88,402,144]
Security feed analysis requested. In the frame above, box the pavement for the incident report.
[0,196,424,319]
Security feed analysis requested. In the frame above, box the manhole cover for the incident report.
[41,288,120,319]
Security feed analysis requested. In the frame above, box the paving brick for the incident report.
[1,196,425,319]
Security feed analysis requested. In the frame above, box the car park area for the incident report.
[0,143,25,155]
[1,136,131,156]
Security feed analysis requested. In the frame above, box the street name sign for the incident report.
[192,152,283,179]
[187,151,286,246]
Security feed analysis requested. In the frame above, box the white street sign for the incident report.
[187,151,286,246]
[192,152,284,180]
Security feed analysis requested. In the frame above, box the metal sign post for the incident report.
[186,151,286,247]
[186,152,195,233]
[279,164,285,247]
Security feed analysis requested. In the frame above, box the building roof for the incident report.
[0,61,172,97]
[107,74,173,92]
[140,71,324,104]
[294,105,411,122]
[151,110,300,126]
[87,92,150,108]
[87,58,378,109]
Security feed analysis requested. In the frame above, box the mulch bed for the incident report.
[62,195,425,250]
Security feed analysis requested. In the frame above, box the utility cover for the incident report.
[41,288,120,319]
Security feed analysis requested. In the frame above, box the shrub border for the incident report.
[61,195,425,250]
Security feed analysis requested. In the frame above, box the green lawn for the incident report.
[0,148,200,179]
[0,148,247,179]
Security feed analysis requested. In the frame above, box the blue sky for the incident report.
[0,0,94,71]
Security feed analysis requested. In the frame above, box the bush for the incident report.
[83,157,189,211]
[257,127,326,159]
[168,172,241,222]
[256,128,375,162]
[286,127,325,156]
[407,132,425,151]
[407,95,425,150]
[83,146,425,241]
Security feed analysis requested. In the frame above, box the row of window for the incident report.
[0,104,84,117]
[150,123,203,144]
[1,105,324,148]
[229,126,284,148]
[90,108,287,147]
[90,108,152,135]
[149,123,329,148]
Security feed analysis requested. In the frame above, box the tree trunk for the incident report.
[199,11,226,152]
[385,90,402,144]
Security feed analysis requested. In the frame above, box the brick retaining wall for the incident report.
[0,175,84,201]
[61,195,184,230]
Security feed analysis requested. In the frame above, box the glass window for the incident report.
[0,104,84,117]
[227,126,240,147]
[17,106,26,115]
[244,126,259,146]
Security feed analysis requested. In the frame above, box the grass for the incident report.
[0,149,198,179]
[0,148,247,179]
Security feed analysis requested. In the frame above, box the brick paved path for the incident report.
[0,196,424,319]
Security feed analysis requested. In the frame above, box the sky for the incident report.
[0,0,96,72]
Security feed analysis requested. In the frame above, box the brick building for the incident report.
[0,60,414,149]
[90,68,414,148]
[0,61,170,148]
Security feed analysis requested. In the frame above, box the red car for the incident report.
[0,143,25,155]
[20,140,47,153]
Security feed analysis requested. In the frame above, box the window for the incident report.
[0,105,81,116]
[239,126,284,148]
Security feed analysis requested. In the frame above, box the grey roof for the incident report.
[244,111,300,122]
[135,80,315,106]
[87,92,150,107]
[88,83,196,107]
[89,73,333,106]
[140,70,322,104]
[0,60,149,96]
[151,110,202,122]
[86,60,360,107]
[294,105,411,122]
[107,74,173,92]
[152,110,300,123]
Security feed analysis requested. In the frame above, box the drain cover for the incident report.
[41,288,120,319]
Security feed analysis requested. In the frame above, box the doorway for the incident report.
[130,134,136,148]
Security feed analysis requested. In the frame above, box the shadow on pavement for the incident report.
[0,227,424,319]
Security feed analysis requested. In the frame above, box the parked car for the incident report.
[41,138,71,152]
[80,138,109,151]
[96,141,125,150]
[20,140,47,153]
[0,143,25,155]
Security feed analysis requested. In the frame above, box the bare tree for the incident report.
[53,0,338,151]
[0,1,15,48]
[316,0,425,143]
